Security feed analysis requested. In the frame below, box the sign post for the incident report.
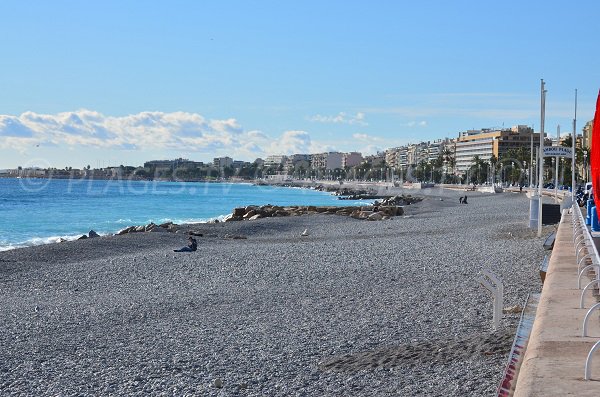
[543,146,573,203]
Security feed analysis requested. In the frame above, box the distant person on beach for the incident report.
[519,184,523,193]
[463,195,468,204]
[459,196,464,204]
[174,237,197,252]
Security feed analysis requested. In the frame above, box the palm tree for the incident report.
[489,155,498,184]
[469,155,489,184]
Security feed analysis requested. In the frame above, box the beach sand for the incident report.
[0,188,551,396]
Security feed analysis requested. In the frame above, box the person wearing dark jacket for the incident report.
[174,237,197,252]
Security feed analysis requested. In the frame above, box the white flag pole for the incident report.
[538,79,546,238]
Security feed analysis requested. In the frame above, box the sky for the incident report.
[0,0,599,169]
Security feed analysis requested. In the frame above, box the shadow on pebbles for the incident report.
[319,330,514,372]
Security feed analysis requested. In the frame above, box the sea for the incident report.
[0,178,364,251]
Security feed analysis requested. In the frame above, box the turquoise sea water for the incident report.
[0,178,362,251]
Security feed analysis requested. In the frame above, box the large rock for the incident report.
[135,225,146,232]
[233,207,246,217]
[144,223,156,232]
[117,226,136,235]
[367,212,383,221]
[377,206,397,217]
[351,210,372,220]
[243,210,257,219]
[88,230,100,238]
[223,214,242,222]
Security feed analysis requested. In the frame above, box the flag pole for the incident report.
[572,89,577,204]
[537,79,546,237]
[555,125,560,202]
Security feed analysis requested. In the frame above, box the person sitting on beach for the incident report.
[463,195,468,204]
[174,237,197,252]
[459,196,464,204]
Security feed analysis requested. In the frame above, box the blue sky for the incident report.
[0,0,598,168]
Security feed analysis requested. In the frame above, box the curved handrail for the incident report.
[573,204,600,275]
[585,340,600,380]
[578,254,595,274]
[580,279,600,309]
[582,302,600,337]
[579,264,600,289]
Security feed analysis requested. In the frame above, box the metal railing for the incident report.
[572,203,600,380]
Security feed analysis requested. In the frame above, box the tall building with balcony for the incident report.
[263,155,288,169]
[310,152,345,170]
[454,125,539,174]
[144,158,202,170]
[213,156,233,168]
[583,120,593,149]
[285,154,311,173]
[342,152,363,168]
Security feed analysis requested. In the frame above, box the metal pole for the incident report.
[538,79,546,237]
[572,89,578,202]
[555,125,560,202]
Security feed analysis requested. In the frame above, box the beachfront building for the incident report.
[363,152,385,167]
[263,155,288,170]
[144,158,202,170]
[406,142,430,166]
[386,146,409,168]
[454,125,539,174]
[342,152,363,168]
[385,140,452,168]
[583,120,592,149]
[385,147,401,169]
[310,152,344,170]
[213,156,233,169]
[284,154,311,175]
[426,139,451,162]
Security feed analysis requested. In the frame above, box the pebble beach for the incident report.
[0,188,550,396]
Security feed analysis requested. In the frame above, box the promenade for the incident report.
[513,206,600,396]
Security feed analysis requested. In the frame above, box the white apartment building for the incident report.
[213,156,233,168]
[263,155,288,169]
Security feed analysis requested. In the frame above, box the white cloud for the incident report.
[358,144,382,156]
[0,109,343,161]
[269,130,312,154]
[308,111,368,126]
[352,133,384,142]
[403,120,428,127]
[0,109,247,153]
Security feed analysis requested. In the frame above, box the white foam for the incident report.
[0,232,107,252]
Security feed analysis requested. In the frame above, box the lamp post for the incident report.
[511,162,515,185]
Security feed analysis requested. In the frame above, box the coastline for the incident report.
[1,179,382,252]
[0,189,550,395]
